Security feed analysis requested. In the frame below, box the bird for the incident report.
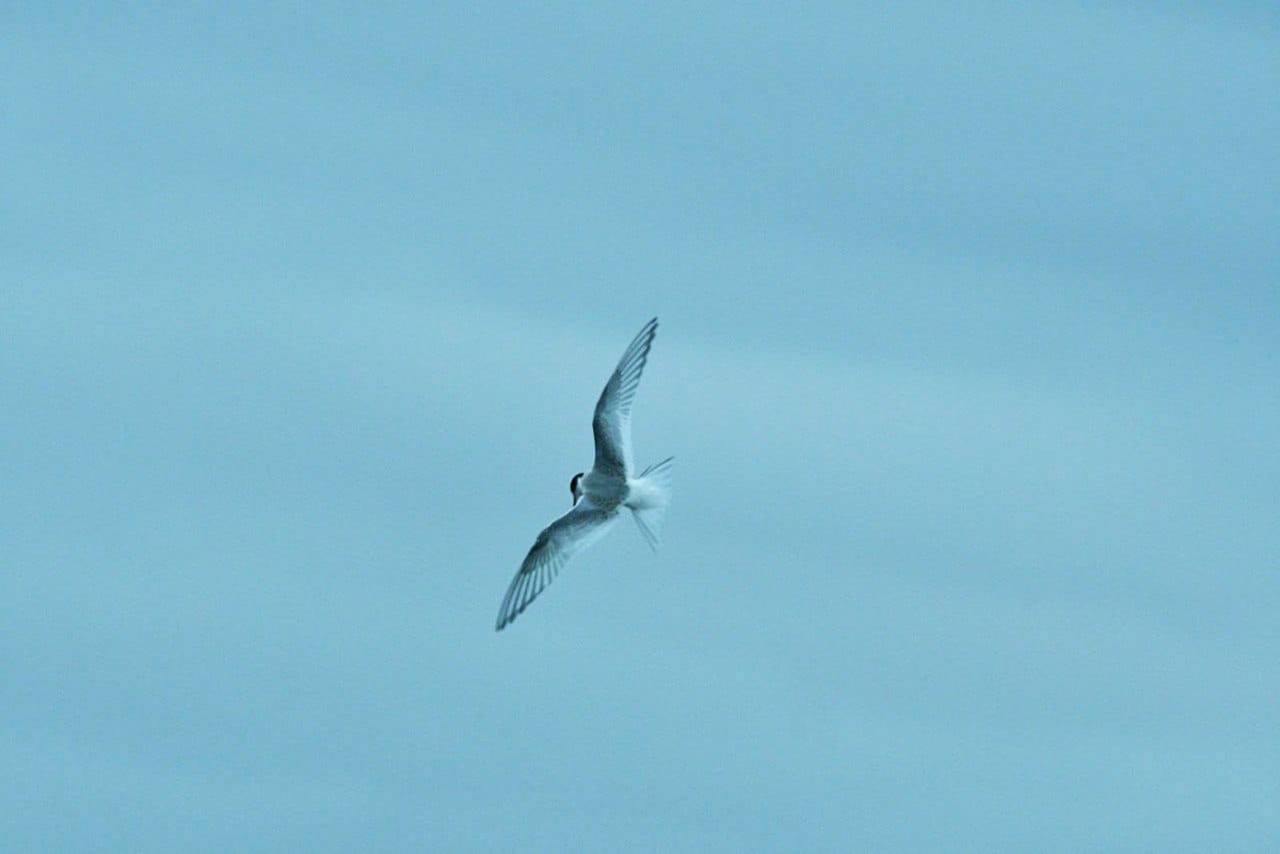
[495,317,673,631]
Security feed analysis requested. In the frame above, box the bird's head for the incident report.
[569,472,584,505]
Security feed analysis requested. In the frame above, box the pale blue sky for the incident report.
[3,3,1278,851]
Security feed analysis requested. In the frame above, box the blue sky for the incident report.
[4,3,1278,851]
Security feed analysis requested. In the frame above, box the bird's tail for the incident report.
[629,456,674,552]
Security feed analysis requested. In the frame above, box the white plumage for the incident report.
[495,318,673,631]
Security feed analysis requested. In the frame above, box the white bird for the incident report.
[495,317,673,631]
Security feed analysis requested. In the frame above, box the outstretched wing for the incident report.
[494,497,620,631]
[592,317,659,480]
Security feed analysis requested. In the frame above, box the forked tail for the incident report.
[629,456,674,552]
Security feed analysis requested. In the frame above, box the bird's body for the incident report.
[579,469,629,509]
[495,317,672,631]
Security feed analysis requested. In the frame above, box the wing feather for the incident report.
[494,498,620,631]
[592,317,659,478]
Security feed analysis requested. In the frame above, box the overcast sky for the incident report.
[4,3,1278,851]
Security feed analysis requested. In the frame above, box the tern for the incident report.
[495,317,673,631]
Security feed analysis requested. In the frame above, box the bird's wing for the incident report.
[494,497,620,631]
[591,317,659,480]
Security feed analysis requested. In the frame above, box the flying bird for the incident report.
[495,317,673,631]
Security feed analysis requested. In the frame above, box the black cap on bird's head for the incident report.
[569,472,584,505]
